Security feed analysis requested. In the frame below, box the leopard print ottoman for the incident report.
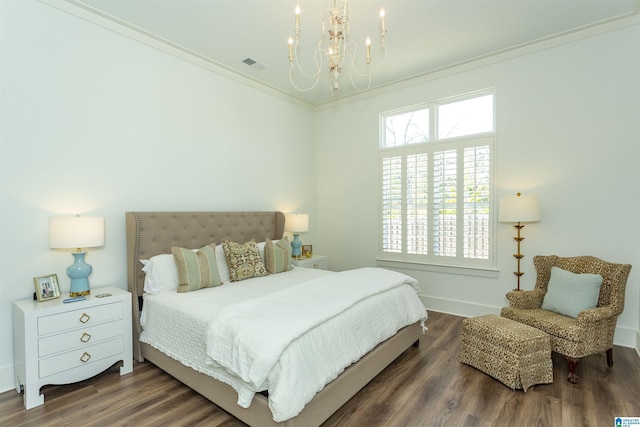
[459,314,552,391]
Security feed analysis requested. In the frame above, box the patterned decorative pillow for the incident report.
[222,239,268,282]
[265,237,292,274]
[172,243,222,292]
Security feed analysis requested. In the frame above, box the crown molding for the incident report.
[37,0,315,111]
[315,12,640,111]
[38,0,638,112]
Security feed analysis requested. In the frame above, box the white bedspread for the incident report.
[205,267,427,422]
[140,268,332,403]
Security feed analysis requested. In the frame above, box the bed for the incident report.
[126,211,426,426]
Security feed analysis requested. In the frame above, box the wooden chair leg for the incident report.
[564,356,580,384]
[606,348,613,367]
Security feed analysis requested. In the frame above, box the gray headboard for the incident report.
[125,211,285,361]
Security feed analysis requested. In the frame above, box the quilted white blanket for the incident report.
[205,267,427,422]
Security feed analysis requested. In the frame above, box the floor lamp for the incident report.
[498,193,541,290]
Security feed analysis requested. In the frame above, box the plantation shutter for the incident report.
[381,156,402,253]
[463,144,491,259]
[407,153,429,255]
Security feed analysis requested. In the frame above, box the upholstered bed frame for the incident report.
[125,211,421,427]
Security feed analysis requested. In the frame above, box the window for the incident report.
[380,92,495,270]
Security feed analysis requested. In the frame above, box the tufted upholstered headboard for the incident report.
[125,211,285,361]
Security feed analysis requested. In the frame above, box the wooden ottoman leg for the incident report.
[606,348,613,367]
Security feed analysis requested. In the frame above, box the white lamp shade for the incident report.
[285,213,309,233]
[49,216,105,249]
[498,194,541,223]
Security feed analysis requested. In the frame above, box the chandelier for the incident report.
[287,1,387,95]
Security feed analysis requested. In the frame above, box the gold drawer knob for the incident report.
[80,332,91,343]
[80,352,91,363]
[313,264,319,269]
[79,313,90,323]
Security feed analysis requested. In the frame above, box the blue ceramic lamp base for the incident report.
[68,252,92,297]
[291,233,303,259]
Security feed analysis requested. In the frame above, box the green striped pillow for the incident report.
[172,243,222,292]
[265,237,292,274]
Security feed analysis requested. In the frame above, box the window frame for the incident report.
[378,90,497,276]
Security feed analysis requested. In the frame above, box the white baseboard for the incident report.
[420,295,501,318]
[612,327,637,348]
[0,364,16,395]
[421,295,639,349]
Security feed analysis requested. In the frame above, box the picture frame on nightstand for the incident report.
[302,244,313,258]
[33,273,61,302]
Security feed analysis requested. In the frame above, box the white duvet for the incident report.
[141,267,427,422]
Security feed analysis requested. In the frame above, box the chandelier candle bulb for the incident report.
[366,37,371,63]
[295,5,300,33]
[380,8,386,32]
[288,37,293,61]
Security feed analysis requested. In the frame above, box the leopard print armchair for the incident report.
[501,255,631,383]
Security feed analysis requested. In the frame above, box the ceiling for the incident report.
[59,0,638,107]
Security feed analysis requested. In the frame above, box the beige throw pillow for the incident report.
[265,237,292,274]
[172,243,222,292]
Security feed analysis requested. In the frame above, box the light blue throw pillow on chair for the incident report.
[541,266,603,318]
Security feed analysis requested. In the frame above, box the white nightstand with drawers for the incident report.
[13,286,133,410]
[291,255,329,270]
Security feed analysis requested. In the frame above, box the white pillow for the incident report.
[215,245,231,283]
[257,241,267,262]
[141,254,179,294]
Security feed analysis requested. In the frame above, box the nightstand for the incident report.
[13,286,133,410]
[291,255,329,270]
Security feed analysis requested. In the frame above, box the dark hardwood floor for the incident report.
[2,312,639,426]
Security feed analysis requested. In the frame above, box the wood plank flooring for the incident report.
[2,311,639,426]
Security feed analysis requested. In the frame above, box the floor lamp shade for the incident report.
[499,193,541,290]
[498,194,541,223]
[49,216,105,297]
[285,214,309,259]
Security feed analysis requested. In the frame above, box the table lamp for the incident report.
[285,213,309,259]
[49,216,105,296]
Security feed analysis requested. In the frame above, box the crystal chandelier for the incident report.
[287,1,387,95]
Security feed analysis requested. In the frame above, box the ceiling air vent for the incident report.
[242,57,267,70]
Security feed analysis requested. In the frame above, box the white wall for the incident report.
[315,23,640,348]
[0,1,316,392]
